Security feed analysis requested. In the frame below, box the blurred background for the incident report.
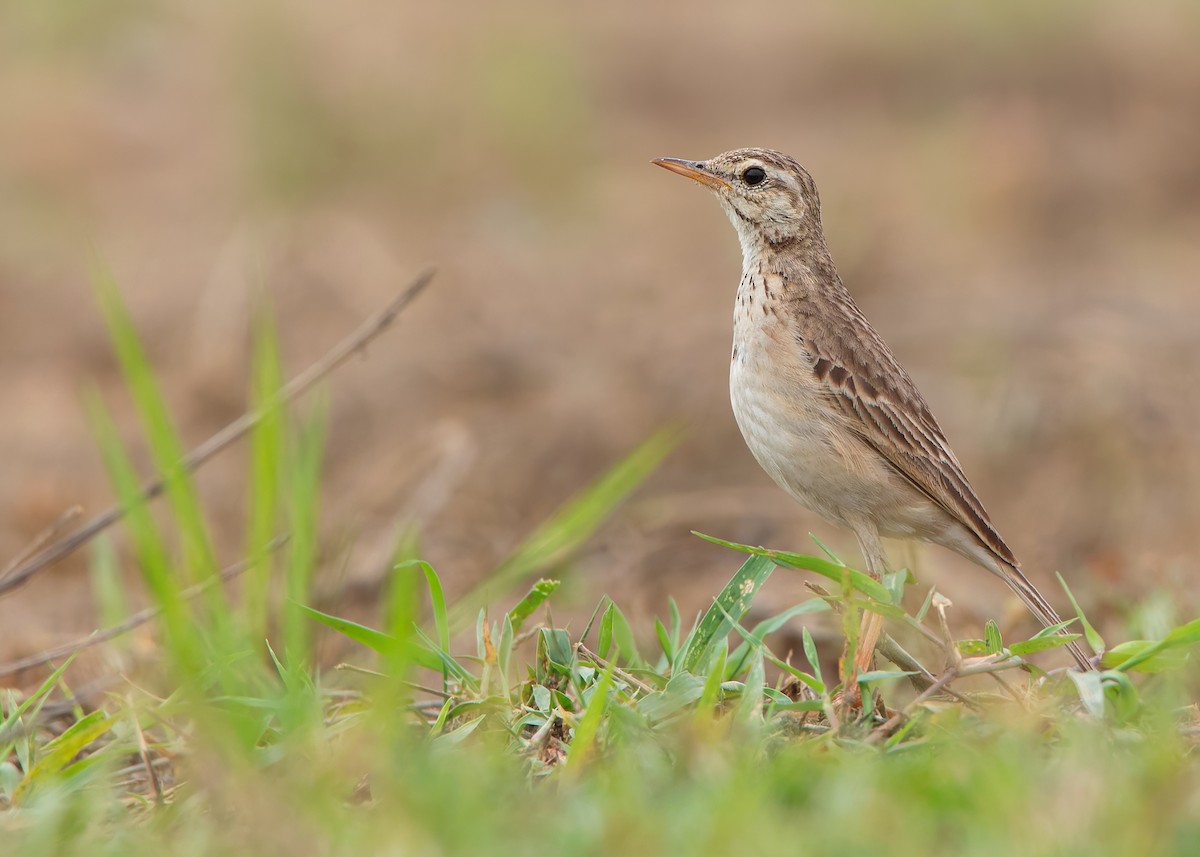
[2,0,1199,676]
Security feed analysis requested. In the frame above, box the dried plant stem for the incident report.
[0,270,434,600]
[867,666,958,744]
[576,643,657,696]
[0,536,287,679]
[0,506,82,583]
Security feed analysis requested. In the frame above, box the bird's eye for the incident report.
[742,166,766,186]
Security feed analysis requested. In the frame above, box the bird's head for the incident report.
[652,148,823,255]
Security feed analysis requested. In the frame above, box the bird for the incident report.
[652,148,1093,676]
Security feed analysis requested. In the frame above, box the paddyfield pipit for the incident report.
[653,148,1093,675]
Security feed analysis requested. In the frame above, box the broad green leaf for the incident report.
[1068,670,1106,718]
[531,685,552,713]
[1106,617,1200,672]
[1102,640,1189,673]
[1163,616,1200,647]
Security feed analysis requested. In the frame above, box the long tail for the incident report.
[999,560,1095,671]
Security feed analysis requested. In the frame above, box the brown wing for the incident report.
[801,300,1018,568]
[796,291,1095,669]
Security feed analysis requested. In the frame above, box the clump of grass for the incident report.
[1,275,1199,856]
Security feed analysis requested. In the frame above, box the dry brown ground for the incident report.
[2,1,1199,679]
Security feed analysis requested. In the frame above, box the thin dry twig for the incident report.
[867,666,959,744]
[0,506,82,583]
[0,270,434,600]
[0,536,287,679]
[576,643,657,696]
[128,695,165,806]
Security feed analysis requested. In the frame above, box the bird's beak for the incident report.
[651,158,731,191]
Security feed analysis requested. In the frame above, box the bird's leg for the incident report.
[841,526,890,705]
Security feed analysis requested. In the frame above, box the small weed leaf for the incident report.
[855,670,917,685]
[1009,634,1082,656]
[507,579,561,635]
[638,672,705,723]
[1102,671,1141,722]
[1068,670,1107,718]
[15,712,116,802]
[984,620,1003,655]
[536,628,575,685]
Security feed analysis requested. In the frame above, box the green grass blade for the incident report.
[565,663,614,777]
[87,393,203,674]
[735,649,766,724]
[696,648,720,720]
[280,401,328,663]
[449,427,676,632]
[244,308,285,643]
[300,604,394,654]
[726,599,830,677]
[94,271,221,592]
[693,532,891,603]
[677,554,776,675]
[1057,572,1105,656]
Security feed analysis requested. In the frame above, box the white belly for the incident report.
[729,316,945,540]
